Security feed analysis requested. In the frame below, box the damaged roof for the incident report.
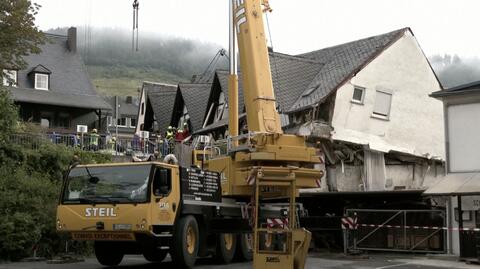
[214,51,323,113]
[143,82,177,131]
[288,28,409,112]
[178,83,212,131]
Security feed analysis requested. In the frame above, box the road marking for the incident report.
[375,263,409,269]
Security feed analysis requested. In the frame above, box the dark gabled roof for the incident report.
[29,64,51,74]
[12,88,111,110]
[214,51,323,113]
[288,28,409,112]
[178,83,211,131]
[430,80,480,98]
[8,33,111,110]
[143,82,177,131]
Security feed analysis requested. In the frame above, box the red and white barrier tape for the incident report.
[267,218,289,229]
[351,223,480,232]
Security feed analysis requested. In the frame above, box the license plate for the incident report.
[71,232,135,241]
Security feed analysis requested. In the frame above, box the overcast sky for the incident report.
[34,0,479,57]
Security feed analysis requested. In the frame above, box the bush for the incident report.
[0,85,113,260]
[0,143,111,260]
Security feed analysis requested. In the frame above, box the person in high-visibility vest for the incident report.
[89,128,100,151]
[165,126,174,140]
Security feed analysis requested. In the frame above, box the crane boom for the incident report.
[233,0,283,134]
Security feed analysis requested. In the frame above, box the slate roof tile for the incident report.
[178,83,211,131]
[288,28,408,112]
[8,33,111,110]
[143,82,177,132]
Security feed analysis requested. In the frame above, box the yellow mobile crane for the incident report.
[56,1,323,268]
[205,0,322,268]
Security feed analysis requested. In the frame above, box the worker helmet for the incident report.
[183,122,188,127]
[92,128,98,133]
[168,126,173,130]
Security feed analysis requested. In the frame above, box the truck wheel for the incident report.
[172,215,199,268]
[143,249,167,262]
[214,233,237,264]
[235,233,253,261]
[94,241,124,266]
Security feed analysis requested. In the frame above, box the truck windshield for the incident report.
[63,165,152,204]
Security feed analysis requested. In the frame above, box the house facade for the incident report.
[427,82,480,258]
[297,28,445,192]
[196,28,445,193]
[136,81,177,136]
[3,27,111,133]
[103,96,139,138]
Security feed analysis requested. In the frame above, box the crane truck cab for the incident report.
[56,162,255,267]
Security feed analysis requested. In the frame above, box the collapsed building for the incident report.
[136,28,448,251]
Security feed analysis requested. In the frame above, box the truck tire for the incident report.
[172,215,199,268]
[143,249,168,262]
[214,233,237,264]
[235,233,253,261]
[94,241,124,266]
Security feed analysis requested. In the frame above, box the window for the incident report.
[40,118,50,128]
[35,73,49,90]
[280,113,290,127]
[107,116,113,126]
[130,118,137,128]
[117,117,127,127]
[2,70,17,87]
[372,89,392,119]
[351,86,365,104]
[178,105,190,128]
[215,92,226,121]
[58,113,70,128]
[141,103,144,115]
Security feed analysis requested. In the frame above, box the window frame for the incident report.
[35,73,49,90]
[351,86,366,104]
[371,88,393,120]
[107,116,113,127]
[117,117,127,127]
[2,69,17,87]
[129,118,137,129]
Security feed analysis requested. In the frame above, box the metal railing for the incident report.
[10,132,177,157]
[345,209,446,253]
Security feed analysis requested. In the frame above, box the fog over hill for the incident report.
[47,27,228,95]
[429,54,480,89]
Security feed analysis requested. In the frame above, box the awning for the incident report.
[423,172,480,196]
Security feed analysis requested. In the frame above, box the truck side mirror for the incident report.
[153,168,170,196]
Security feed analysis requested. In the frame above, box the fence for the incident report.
[10,132,173,157]
[345,209,446,253]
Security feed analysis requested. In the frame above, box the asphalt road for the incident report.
[0,254,477,269]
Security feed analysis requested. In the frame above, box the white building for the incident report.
[427,82,480,258]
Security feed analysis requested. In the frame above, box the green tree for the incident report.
[0,0,46,70]
[0,89,18,142]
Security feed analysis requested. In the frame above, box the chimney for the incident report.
[67,27,77,53]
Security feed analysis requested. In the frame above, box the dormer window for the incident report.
[2,69,17,87]
[28,64,51,91]
[35,73,49,90]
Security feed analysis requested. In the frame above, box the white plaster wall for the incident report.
[331,30,445,160]
[447,103,480,172]
[135,87,147,134]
